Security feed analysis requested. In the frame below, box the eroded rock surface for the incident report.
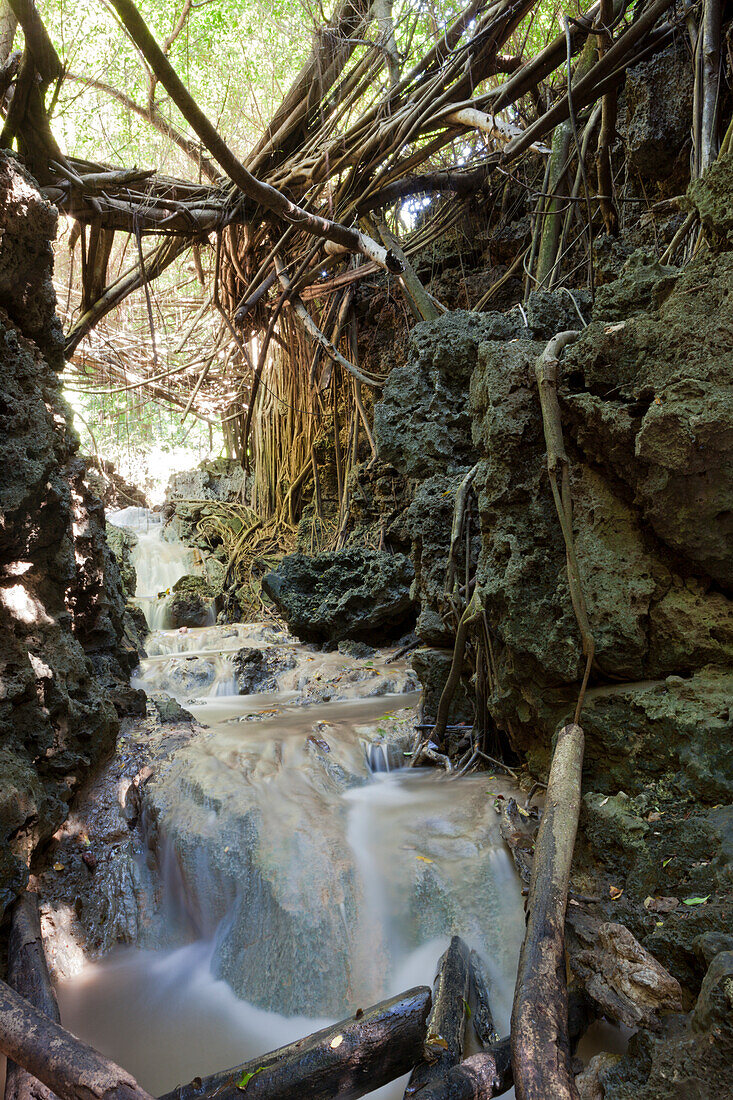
[263,547,415,643]
[0,151,135,917]
[469,252,733,793]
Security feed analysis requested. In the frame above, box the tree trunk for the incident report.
[160,986,432,1100]
[510,723,585,1100]
[405,938,469,1096]
[4,893,60,1100]
[0,980,156,1100]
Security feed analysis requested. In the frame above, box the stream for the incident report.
[49,510,526,1098]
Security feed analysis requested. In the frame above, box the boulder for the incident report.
[262,548,415,643]
[232,646,296,693]
[167,575,216,629]
[590,952,733,1099]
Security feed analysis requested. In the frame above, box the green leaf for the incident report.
[237,1069,263,1090]
[683,895,710,906]
[462,998,472,1018]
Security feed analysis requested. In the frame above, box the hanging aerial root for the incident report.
[533,330,595,720]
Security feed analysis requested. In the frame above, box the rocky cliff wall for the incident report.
[0,151,138,920]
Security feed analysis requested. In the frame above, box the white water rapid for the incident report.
[53,522,526,1099]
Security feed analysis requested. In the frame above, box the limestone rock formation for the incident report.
[106,523,138,598]
[262,547,415,643]
[233,645,295,693]
[468,251,733,793]
[0,150,135,917]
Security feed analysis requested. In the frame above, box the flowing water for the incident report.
[53,511,526,1098]
[108,506,213,630]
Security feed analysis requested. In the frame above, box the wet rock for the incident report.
[148,656,221,697]
[167,574,216,629]
[149,694,194,724]
[337,640,376,659]
[141,713,522,1016]
[262,548,415,643]
[594,952,733,1099]
[233,646,295,693]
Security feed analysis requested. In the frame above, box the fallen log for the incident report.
[414,995,595,1100]
[510,723,585,1100]
[410,1053,505,1100]
[405,937,470,1096]
[468,951,499,1047]
[4,893,60,1100]
[160,986,431,1100]
[0,979,156,1100]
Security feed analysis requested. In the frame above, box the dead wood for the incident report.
[4,893,60,1100]
[566,910,684,1029]
[159,986,431,1100]
[469,950,499,1047]
[0,978,156,1100]
[409,1053,506,1100]
[405,937,470,1097]
[510,723,585,1100]
[498,798,538,885]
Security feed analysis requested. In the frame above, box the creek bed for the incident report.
[38,515,527,1097]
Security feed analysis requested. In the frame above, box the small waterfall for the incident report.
[365,740,394,773]
[108,507,203,630]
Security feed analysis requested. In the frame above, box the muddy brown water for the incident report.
[41,512,529,1097]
